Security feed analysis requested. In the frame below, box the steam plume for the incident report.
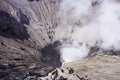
[57,0,120,63]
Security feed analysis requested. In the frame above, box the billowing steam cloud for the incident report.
[57,0,120,63]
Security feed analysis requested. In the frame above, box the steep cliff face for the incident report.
[0,0,62,79]
[0,0,60,47]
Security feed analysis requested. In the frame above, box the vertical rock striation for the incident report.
[0,0,62,79]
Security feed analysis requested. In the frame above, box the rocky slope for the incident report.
[63,52,120,80]
[0,0,61,79]
[0,0,120,80]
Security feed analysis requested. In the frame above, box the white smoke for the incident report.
[57,0,120,63]
[60,40,90,63]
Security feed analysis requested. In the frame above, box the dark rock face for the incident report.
[0,10,29,40]
[38,68,89,80]
[17,9,30,25]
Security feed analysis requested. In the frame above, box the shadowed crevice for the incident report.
[27,0,41,2]
[17,9,30,25]
[0,10,30,40]
[41,41,62,67]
